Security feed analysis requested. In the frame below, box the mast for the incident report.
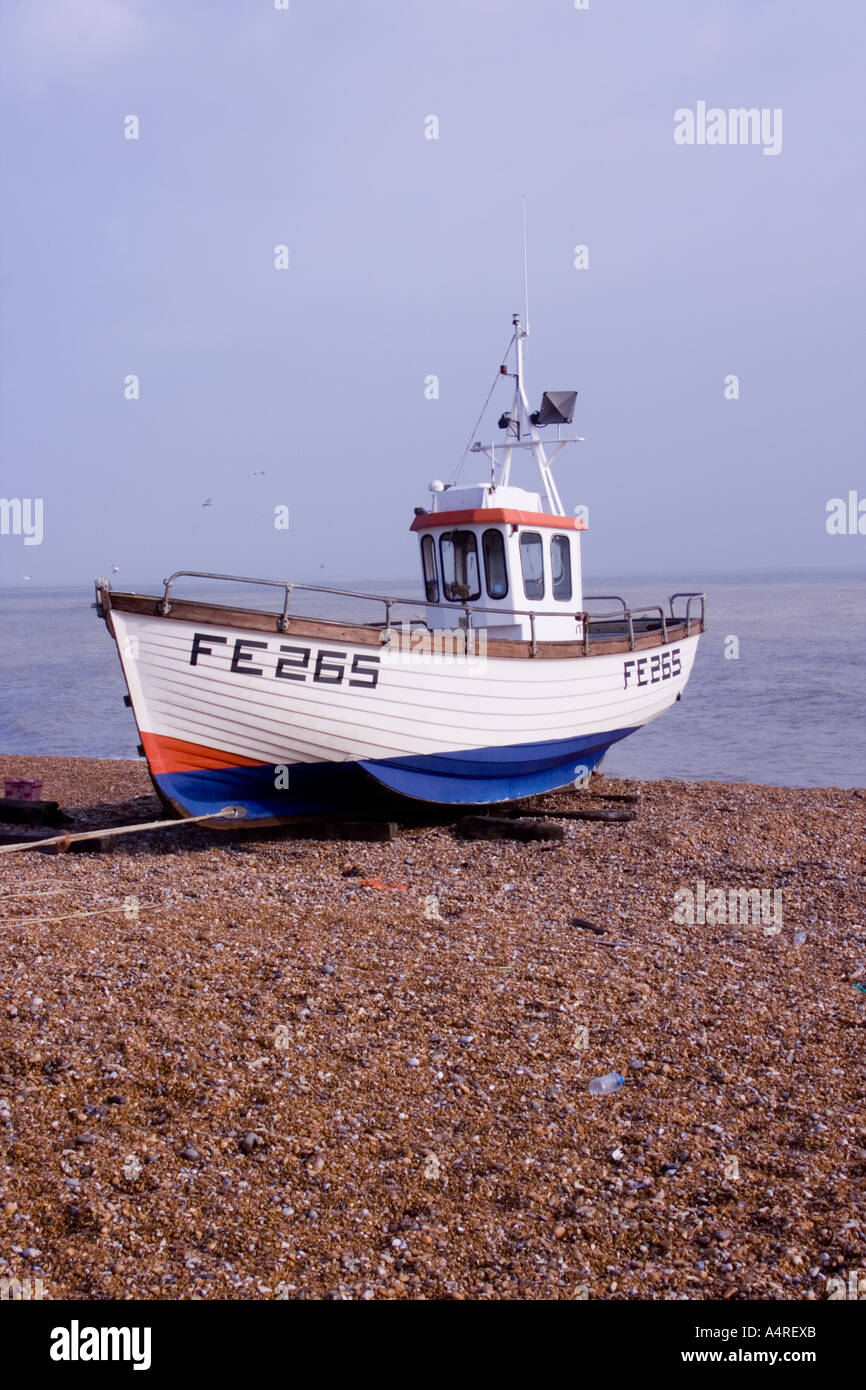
[466,207,583,511]
[492,314,569,517]
[522,193,530,337]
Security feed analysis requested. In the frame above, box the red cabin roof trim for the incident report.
[410,508,585,532]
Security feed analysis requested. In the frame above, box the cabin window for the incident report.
[439,530,481,602]
[420,534,439,603]
[519,531,544,600]
[482,529,508,599]
[551,534,572,602]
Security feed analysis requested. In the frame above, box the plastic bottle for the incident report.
[588,1071,625,1096]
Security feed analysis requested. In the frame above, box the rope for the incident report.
[0,811,226,856]
[4,905,162,928]
[451,331,515,484]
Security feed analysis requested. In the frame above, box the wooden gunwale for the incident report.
[102,591,703,659]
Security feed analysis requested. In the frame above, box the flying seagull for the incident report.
[201,497,213,507]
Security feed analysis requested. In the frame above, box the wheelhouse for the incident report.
[411,483,587,642]
[410,310,589,641]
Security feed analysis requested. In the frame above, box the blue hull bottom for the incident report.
[154,726,639,823]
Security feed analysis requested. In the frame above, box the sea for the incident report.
[1,572,863,788]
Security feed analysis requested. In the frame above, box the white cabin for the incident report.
[412,482,585,641]
[411,314,587,643]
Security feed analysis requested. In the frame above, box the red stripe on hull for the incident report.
[140,731,264,776]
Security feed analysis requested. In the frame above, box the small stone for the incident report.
[571,917,606,935]
[180,1144,200,1162]
[407,1057,420,1068]
[239,1131,260,1154]
[73,1133,97,1147]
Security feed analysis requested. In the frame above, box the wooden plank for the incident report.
[284,821,399,842]
[539,790,642,805]
[0,830,55,847]
[0,800,71,828]
[456,815,564,842]
[525,807,636,823]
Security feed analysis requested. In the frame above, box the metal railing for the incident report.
[669,592,706,635]
[584,594,629,614]
[114,571,705,656]
[585,591,707,644]
[584,596,668,650]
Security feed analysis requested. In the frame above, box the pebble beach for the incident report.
[1,753,864,1302]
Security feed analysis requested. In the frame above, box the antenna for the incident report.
[522,194,530,336]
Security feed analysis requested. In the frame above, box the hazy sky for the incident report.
[1,0,864,586]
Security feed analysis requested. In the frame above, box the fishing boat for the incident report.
[95,312,704,825]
